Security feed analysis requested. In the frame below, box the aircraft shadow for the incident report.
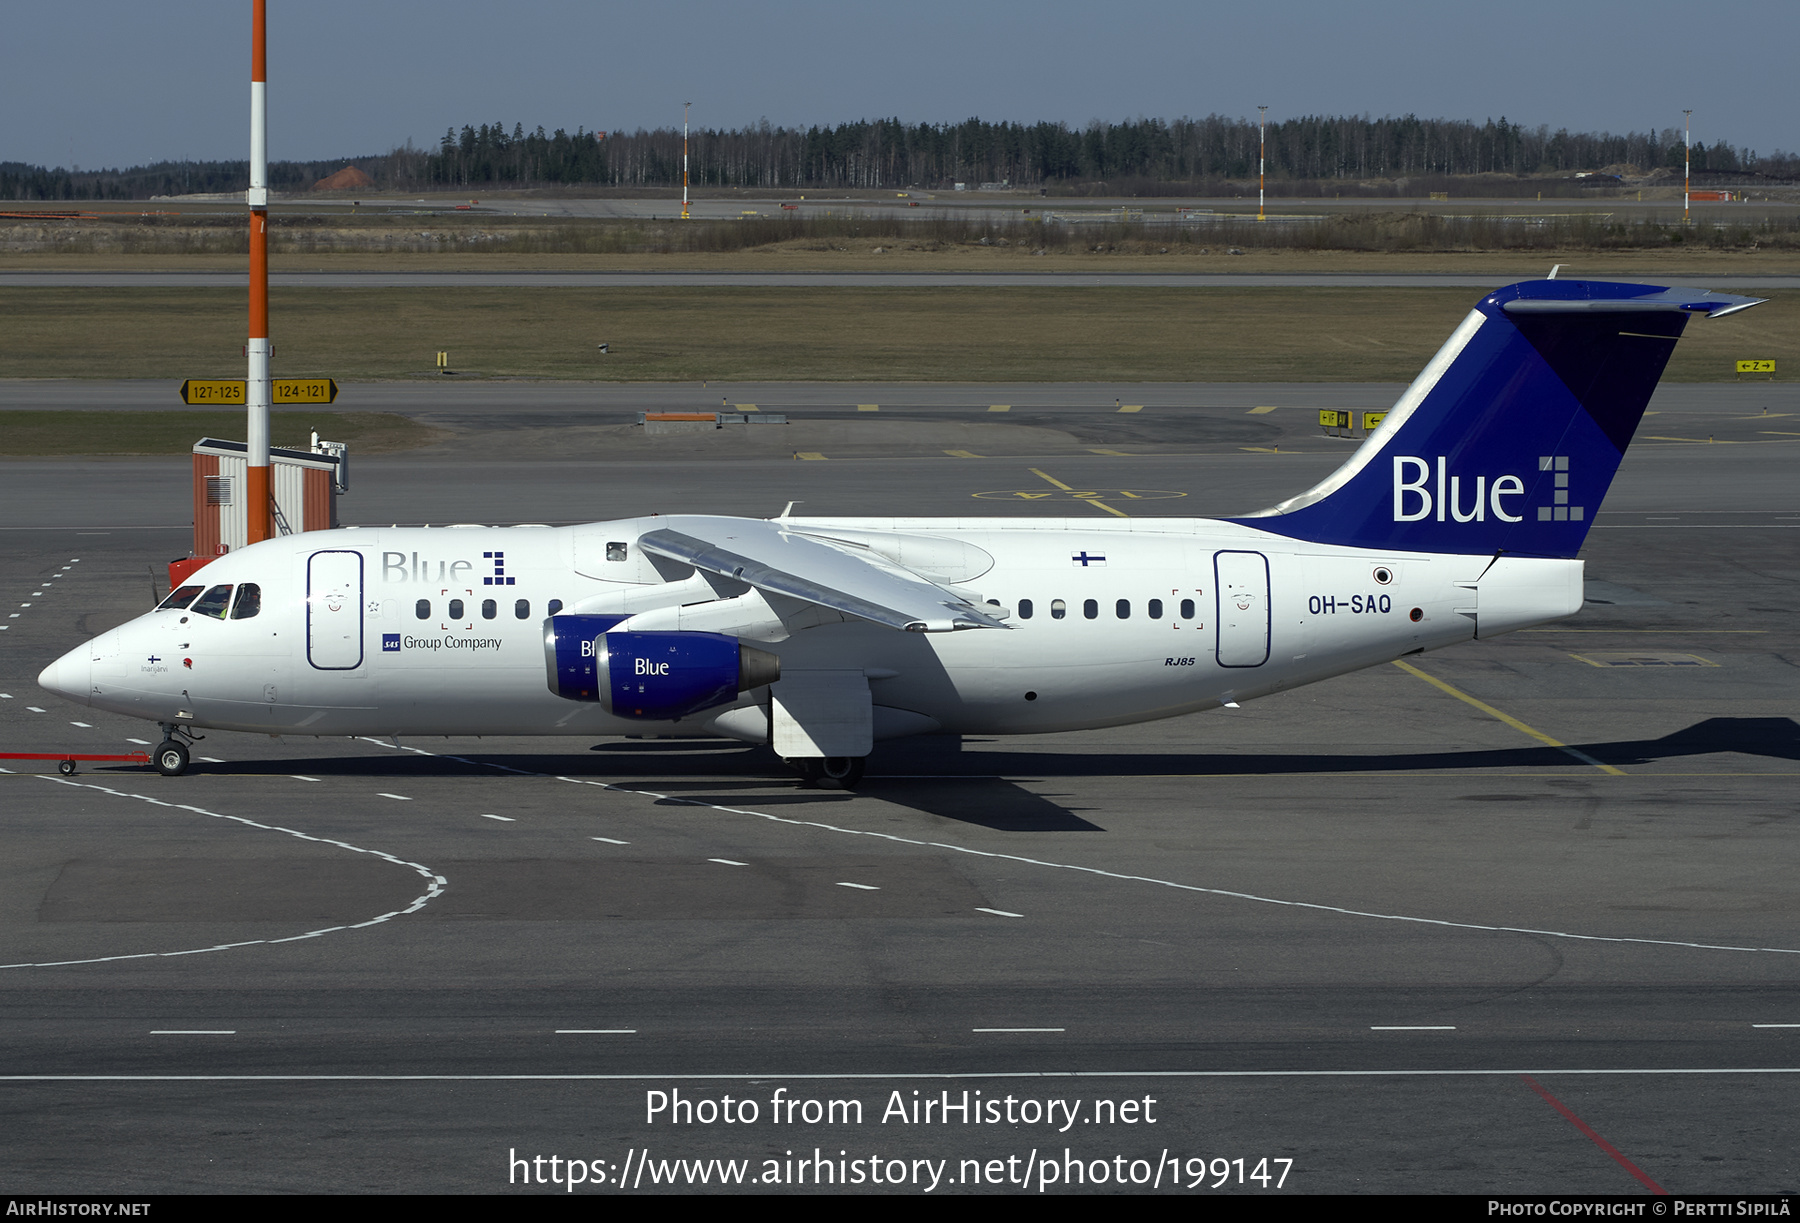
[77,718,1793,836]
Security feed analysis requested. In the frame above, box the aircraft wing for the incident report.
[637,521,1009,633]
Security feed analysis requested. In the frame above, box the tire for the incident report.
[154,740,190,777]
[58,759,76,776]
[818,756,865,790]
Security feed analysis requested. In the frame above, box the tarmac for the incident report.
[0,382,1796,1193]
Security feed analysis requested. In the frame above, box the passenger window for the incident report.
[415,599,430,620]
[481,598,497,620]
[548,599,564,615]
[1083,598,1098,620]
[230,583,261,620]
[158,584,204,610]
[189,584,233,619]
[1018,598,1033,620]
[607,542,628,561]
[1181,598,1196,619]
[1050,599,1066,620]
[515,599,530,619]
[448,598,465,619]
[1115,599,1130,619]
[1149,598,1163,619]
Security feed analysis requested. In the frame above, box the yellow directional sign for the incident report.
[1362,411,1388,432]
[180,379,245,405]
[1318,409,1351,429]
[180,379,338,405]
[273,378,338,404]
[1736,360,1775,374]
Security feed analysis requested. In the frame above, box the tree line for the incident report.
[4,114,1793,200]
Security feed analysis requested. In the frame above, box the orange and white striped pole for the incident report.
[245,0,273,544]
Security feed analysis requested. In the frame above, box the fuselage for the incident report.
[38,515,1582,743]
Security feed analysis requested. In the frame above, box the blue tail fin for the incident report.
[1234,279,1762,557]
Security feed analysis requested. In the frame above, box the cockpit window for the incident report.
[230,582,261,620]
[158,584,204,610]
[188,584,234,619]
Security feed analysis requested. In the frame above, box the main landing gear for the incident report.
[786,756,866,790]
[153,722,201,777]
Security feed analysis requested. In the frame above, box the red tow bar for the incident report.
[0,752,152,776]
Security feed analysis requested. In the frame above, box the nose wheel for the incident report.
[154,739,190,777]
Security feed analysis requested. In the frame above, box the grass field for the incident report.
[6,244,1800,276]
[2,287,1791,383]
[0,410,439,456]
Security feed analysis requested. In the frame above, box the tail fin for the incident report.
[1235,279,1762,558]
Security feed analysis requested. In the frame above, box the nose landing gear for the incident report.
[153,722,201,777]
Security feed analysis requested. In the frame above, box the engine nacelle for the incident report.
[543,617,781,720]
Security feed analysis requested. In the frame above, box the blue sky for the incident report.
[4,1,1792,169]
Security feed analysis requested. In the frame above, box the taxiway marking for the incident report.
[2,776,447,971]
[1521,1074,1666,1194]
[1391,659,1624,775]
[1029,468,1128,518]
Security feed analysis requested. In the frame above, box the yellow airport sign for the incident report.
[1736,360,1775,374]
[273,378,338,404]
[1318,409,1351,429]
[180,379,245,405]
[1363,411,1388,431]
[179,379,338,405]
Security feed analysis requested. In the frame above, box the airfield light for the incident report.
[1683,109,1693,225]
[1258,106,1268,222]
[682,102,691,220]
[245,0,272,544]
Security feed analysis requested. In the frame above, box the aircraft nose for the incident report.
[38,642,93,706]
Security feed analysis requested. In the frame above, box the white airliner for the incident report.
[38,278,1760,786]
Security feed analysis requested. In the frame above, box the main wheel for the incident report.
[58,759,77,776]
[818,756,865,790]
[154,740,190,777]
[785,757,825,783]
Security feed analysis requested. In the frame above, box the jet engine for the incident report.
[543,617,781,720]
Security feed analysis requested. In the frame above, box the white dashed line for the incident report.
[836,882,880,891]
[1753,1024,1800,1029]
[555,1029,636,1035]
[150,1030,236,1035]
[126,738,150,745]
[378,793,413,801]
[291,775,319,782]
[479,813,515,822]
[1372,1026,1457,1031]
[199,757,224,763]
[25,707,44,713]
[70,722,92,728]
[0,693,10,698]
[590,837,629,845]
[973,1028,1064,1033]
[708,858,748,866]
[384,739,1800,963]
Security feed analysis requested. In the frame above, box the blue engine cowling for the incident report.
[543,617,781,721]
